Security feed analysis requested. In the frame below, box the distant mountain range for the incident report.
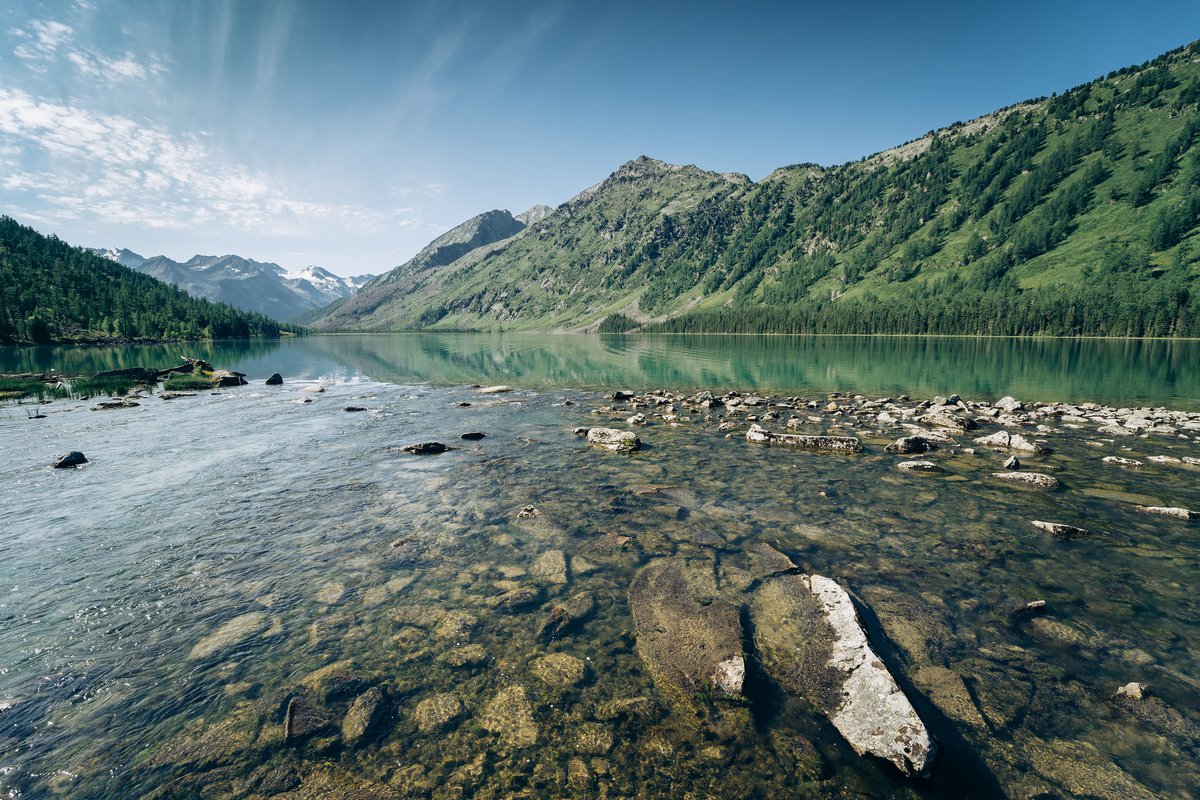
[0,218,284,344]
[91,248,375,322]
[307,40,1200,338]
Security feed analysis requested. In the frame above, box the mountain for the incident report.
[0,217,284,344]
[311,40,1200,337]
[91,249,374,322]
[310,205,548,330]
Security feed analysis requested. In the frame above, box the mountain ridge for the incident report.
[308,39,1200,337]
[91,248,375,322]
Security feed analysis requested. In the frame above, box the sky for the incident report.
[1,1,1198,277]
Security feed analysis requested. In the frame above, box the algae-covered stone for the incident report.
[593,696,661,723]
[188,612,267,660]
[440,643,488,668]
[301,660,369,703]
[487,586,544,611]
[748,542,799,579]
[481,685,538,748]
[342,686,386,747]
[284,695,335,742]
[414,693,463,733]
[529,550,569,584]
[753,573,935,777]
[627,557,745,703]
[587,427,641,452]
[433,610,477,640]
[573,721,614,755]
[537,591,596,641]
[532,652,586,687]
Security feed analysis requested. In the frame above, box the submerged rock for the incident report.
[414,693,463,733]
[746,424,863,453]
[51,451,88,469]
[753,573,935,777]
[628,558,745,702]
[538,591,596,641]
[284,695,335,742]
[481,685,538,748]
[586,427,641,452]
[532,652,587,687]
[341,686,385,747]
[529,550,569,584]
[991,471,1062,490]
[188,612,267,660]
[1031,520,1090,539]
[749,542,800,578]
[460,431,487,440]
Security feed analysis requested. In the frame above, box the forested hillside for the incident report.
[317,39,1200,337]
[0,217,285,344]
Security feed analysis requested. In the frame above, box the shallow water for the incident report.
[1,336,1199,799]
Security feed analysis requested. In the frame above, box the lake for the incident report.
[2,333,1200,408]
[1,334,1198,799]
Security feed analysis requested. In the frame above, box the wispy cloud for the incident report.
[9,17,163,84]
[0,88,400,234]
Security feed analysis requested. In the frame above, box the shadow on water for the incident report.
[851,593,1009,800]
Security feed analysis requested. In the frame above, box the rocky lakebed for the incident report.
[1,376,1199,799]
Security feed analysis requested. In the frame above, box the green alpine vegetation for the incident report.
[311,39,1200,337]
[0,217,288,344]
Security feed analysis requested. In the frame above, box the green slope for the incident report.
[0,217,286,344]
[317,40,1200,336]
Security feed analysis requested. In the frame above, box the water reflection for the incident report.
[2,333,1197,408]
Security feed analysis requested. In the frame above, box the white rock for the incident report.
[808,575,935,777]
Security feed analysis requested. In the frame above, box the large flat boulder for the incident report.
[753,573,935,777]
[628,558,744,703]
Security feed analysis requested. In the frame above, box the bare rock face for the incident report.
[586,427,641,452]
[746,424,863,453]
[753,573,935,777]
[628,558,745,703]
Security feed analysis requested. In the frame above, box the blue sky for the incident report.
[1,1,1198,276]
